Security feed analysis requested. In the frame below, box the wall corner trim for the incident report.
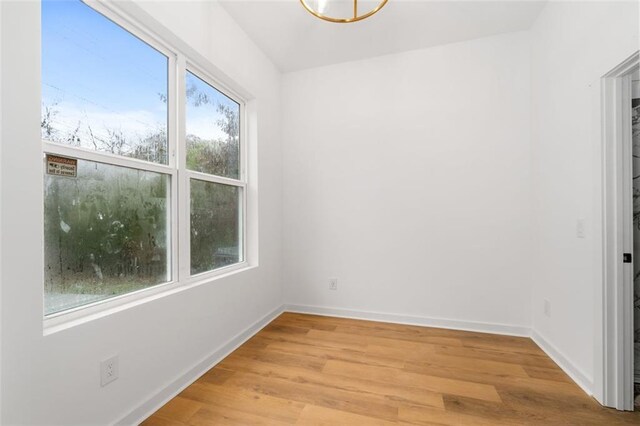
[115,304,285,426]
[530,329,594,396]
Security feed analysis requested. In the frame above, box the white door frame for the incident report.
[599,51,639,411]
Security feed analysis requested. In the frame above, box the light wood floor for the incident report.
[143,313,640,425]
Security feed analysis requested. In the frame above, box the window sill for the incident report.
[43,262,256,336]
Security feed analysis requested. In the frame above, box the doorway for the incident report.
[633,69,640,408]
[601,51,639,411]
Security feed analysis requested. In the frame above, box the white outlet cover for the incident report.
[576,218,586,238]
[329,278,338,290]
[100,355,119,387]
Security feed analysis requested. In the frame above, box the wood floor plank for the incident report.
[404,360,587,398]
[263,338,407,369]
[140,415,188,426]
[495,386,639,425]
[365,342,437,362]
[220,349,329,376]
[406,352,530,378]
[458,335,544,356]
[146,396,202,424]
[522,365,573,383]
[337,323,541,356]
[221,370,399,421]
[323,359,503,403]
[310,327,464,348]
[442,393,554,425]
[219,354,445,409]
[231,344,328,371]
[333,324,467,346]
[271,314,339,331]
[144,313,640,426]
[188,405,294,426]
[398,403,516,426]
[295,404,397,426]
[263,323,312,335]
[179,381,304,424]
[197,367,235,386]
[258,328,367,352]
[435,344,559,369]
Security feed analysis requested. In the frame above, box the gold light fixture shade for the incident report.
[300,0,389,23]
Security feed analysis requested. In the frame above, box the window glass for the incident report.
[190,180,241,275]
[41,0,169,164]
[44,159,171,315]
[186,71,240,179]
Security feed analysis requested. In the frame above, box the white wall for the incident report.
[0,1,282,425]
[2,0,638,422]
[281,31,533,331]
[530,0,639,395]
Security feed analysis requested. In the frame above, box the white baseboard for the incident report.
[115,304,284,426]
[286,304,596,398]
[116,303,597,425]
[284,304,531,337]
[530,330,594,396]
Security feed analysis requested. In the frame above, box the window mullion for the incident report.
[176,54,190,282]
[168,52,179,285]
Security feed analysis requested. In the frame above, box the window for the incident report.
[185,71,244,275]
[190,180,241,275]
[41,0,247,317]
[44,161,171,315]
[186,71,240,179]
[41,0,169,163]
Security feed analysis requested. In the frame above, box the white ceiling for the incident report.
[219,0,547,72]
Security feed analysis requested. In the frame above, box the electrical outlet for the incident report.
[576,218,586,238]
[100,355,119,387]
[544,300,551,317]
[329,277,338,291]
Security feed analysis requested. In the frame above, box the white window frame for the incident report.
[179,61,248,282]
[42,0,250,328]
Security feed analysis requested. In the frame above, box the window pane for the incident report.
[186,71,240,179]
[190,180,241,274]
[41,0,169,164]
[44,159,171,315]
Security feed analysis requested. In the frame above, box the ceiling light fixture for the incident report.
[299,0,389,23]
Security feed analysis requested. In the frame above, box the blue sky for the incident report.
[42,0,238,150]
